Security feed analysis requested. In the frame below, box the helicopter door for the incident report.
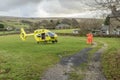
[41,33,45,39]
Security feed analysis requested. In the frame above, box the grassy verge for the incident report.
[88,41,103,58]
[69,63,87,80]
[95,38,120,80]
[0,35,88,80]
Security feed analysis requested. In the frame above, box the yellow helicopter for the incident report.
[20,28,58,44]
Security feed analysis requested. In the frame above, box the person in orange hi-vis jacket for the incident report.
[86,33,93,45]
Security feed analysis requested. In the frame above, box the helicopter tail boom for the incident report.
[20,28,33,41]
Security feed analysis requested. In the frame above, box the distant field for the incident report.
[0,29,76,35]
[0,35,88,80]
[0,31,17,35]
[0,21,29,29]
[51,29,76,33]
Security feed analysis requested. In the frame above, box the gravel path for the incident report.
[83,42,107,80]
[41,48,92,80]
[41,42,107,80]
[60,48,92,66]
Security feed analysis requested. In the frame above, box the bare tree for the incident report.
[94,0,120,7]
[79,18,103,34]
[83,0,120,19]
[83,0,120,34]
[81,0,120,35]
[94,0,120,20]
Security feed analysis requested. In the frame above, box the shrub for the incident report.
[102,50,120,80]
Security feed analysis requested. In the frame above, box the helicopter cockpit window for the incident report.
[48,32,55,37]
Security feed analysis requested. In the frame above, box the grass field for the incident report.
[0,35,89,80]
[0,35,119,80]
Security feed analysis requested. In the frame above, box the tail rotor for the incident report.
[20,28,27,41]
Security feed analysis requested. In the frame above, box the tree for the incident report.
[94,0,120,20]
[85,0,120,34]
[21,20,32,24]
[49,20,56,29]
[79,18,103,35]
[104,15,110,25]
[72,18,80,28]
[94,0,120,7]
[56,20,61,25]
[0,24,4,28]
[0,24,5,31]
[83,0,120,20]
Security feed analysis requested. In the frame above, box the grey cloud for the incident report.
[59,0,95,10]
[41,0,84,14]
[0,0,42,11]
[59,0,86,9]
[0,0,98,17]
[41,0,70,14]
[19,4,38,17]
[43,0,94,14]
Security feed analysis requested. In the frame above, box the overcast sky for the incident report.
[0,0,108,18]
